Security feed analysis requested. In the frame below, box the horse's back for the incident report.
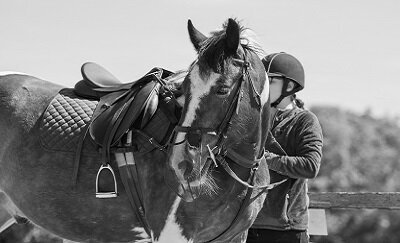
[0,73,63,133]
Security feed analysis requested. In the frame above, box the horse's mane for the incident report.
[199,19,265,59]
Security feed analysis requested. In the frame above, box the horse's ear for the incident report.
[225,18,240,55]
[188,19,207,52]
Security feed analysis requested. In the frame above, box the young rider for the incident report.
[247,52,323,243]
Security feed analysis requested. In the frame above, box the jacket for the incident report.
[252,106,323,231]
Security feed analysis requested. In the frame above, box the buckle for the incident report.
[95,164,118,198]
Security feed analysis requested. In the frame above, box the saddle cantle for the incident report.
[74,62,123,99]
[81,62,122,87]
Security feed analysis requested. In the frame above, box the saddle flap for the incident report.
[114,81,161,141]
[140,86,159,128]
[89,80,161,148]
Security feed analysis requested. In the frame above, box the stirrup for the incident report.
[96,164,118,198]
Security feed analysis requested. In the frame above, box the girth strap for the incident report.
[117,157,152,237]
[115,132,153,239]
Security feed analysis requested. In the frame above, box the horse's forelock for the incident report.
[198,20,265,60]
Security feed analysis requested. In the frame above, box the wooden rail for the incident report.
[309,192,400,210]
[1,192,399,236]
[307,192,400,235]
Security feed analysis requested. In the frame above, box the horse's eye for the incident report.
[216,86,230,96]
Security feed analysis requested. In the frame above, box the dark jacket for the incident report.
[252,106,323,231]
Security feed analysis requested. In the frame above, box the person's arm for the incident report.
[265,112,323,179]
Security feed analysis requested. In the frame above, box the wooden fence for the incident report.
[307,192,400,235]
[309,192,400,210]
[1,192,399,236]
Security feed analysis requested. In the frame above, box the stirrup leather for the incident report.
[95,164,118,198]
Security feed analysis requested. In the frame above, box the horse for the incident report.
[0,18,272,243]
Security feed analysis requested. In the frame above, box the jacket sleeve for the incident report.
[265,112,323,179]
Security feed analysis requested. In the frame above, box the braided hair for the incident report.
[291,94,305,109]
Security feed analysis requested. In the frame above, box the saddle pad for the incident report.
[40,88,98,153]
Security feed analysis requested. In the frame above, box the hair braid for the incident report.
[291,94,305,109]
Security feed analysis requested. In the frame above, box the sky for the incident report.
[1,0,400,118]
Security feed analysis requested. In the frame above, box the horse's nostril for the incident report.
[178,160,194,180]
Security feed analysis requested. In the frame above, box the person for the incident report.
[247,52,323,243]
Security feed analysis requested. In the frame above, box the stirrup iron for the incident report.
[96,164,118,198]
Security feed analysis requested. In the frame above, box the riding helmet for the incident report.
[262,52,305,91]
[262,52,305,107]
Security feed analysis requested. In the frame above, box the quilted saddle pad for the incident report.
[40,87,175,156]
[40,88,98,153]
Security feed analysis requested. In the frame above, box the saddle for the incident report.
[72,62,179,197]
[69,62,181,234]
[75,62,174,149]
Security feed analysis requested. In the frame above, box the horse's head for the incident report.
[167,19,270,201]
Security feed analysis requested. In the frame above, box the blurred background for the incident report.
[1,0,399,242]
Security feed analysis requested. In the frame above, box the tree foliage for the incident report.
[309,106,400,243]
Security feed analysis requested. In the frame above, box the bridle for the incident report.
[169,52,287,242]
[172,54,260,164]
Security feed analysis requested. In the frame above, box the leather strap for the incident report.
[205,156,286,242]
[71,125,91,187]
[115,131,152,238]
[204,163,257,243]
[218,155,287,190]
[117,156,152,237]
